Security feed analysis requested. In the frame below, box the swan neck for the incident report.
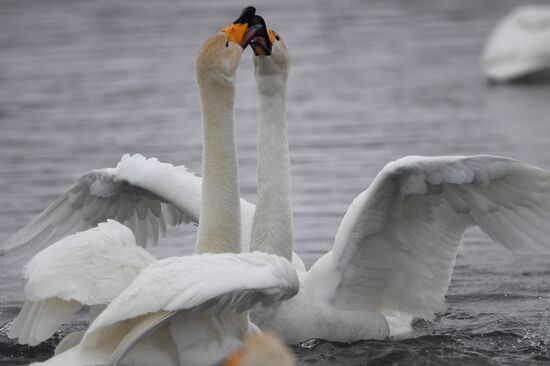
[250,76,293,260]
[196,80,241,254]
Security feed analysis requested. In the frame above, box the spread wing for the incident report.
[0,154,199,271]
[1,154,256,273]
[316,155,550,320]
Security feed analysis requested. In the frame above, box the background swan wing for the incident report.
[323,155,550,319]
[82,252,299,359]
[0,154,200,267]
[8,220,155,346]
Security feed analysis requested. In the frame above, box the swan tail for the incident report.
[9,298,81,346]
[107,311,177,366]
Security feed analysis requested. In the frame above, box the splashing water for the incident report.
[522,294,550,356]
[0,321,11,339]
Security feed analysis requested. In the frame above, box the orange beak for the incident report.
[221,6,264,48]
[223,346,246,366]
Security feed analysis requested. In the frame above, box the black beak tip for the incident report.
[249,15,273,56]
[235,6,256,24]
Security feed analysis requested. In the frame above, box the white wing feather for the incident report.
[0,154,196,265]
[22,220,155,304]
[82,252,299,349]
[321,155,550,320]
[1,154,257,271]
[8,298,81,346]
[8,220,154,345]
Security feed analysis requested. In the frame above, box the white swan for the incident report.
[483,5,550,82]
[244,24,550,344]
[24,8,298,366]
[6,11,303,354]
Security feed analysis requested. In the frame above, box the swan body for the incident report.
[483,5,550,82]
[8,220,154,346]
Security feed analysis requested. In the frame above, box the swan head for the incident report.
[196,6,263,86]
[223,333,295,366]
[249,16,289,89]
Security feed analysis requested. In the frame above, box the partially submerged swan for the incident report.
[245,22,550,344]
[23,8,298,366]
[483,5,550,83]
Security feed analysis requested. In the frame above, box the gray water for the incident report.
[2,0,550,364]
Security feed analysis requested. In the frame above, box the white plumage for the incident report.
[30,252,298,366]
[253,154,550,343]
[89,253,298,332]
[8,220,154,346]
[0,153,259,271]
[331,155,550,317]
[0,154,194,262]
[483,5,550,82]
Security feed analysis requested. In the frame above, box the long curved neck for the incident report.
[250,68,293,260]
[195,79,241,254]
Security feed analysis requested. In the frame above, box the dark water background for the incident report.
[2,0,550,364]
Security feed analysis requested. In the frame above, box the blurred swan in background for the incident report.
[223,333,295,366]
[483,5,550,83]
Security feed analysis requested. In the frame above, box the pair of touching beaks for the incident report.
[222,6,279,56]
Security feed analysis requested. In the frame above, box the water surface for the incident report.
[1,0,550,364]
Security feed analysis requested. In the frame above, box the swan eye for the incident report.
[225,42,229,47]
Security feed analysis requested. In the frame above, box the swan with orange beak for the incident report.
[243,11,550,347]
[27,8,300,366]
